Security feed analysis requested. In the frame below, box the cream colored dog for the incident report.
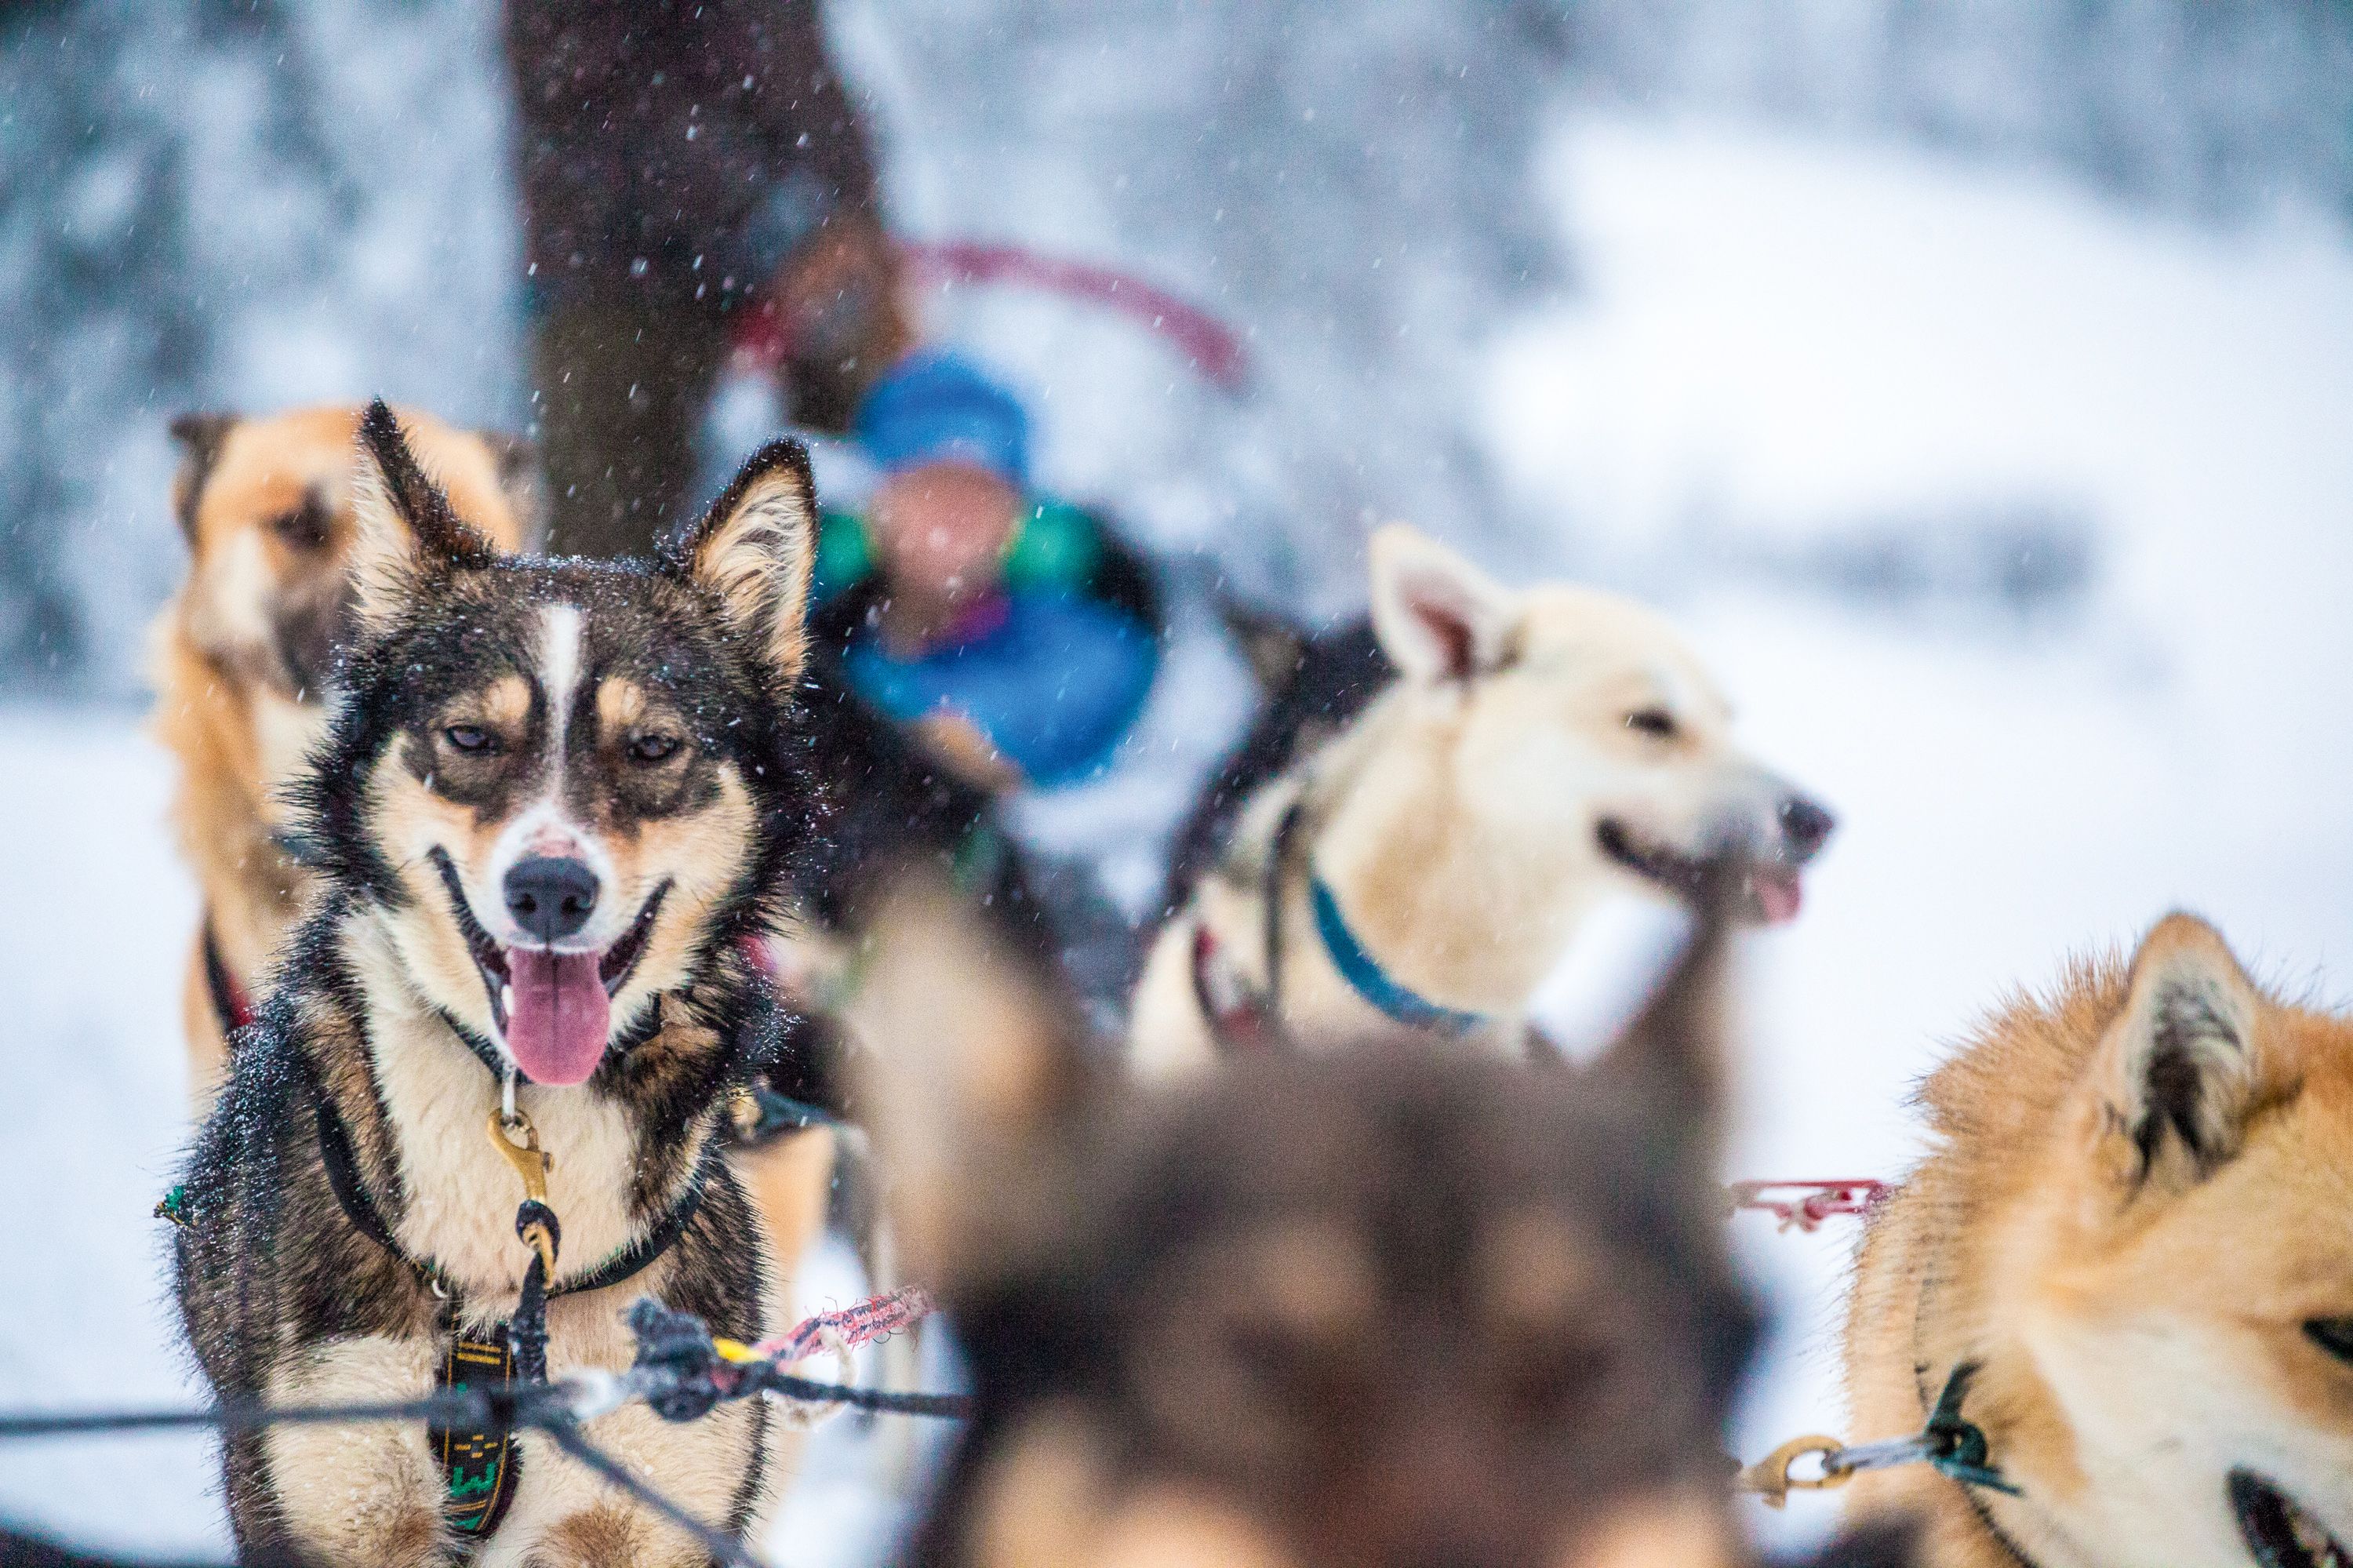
[1131,524,1833,1075]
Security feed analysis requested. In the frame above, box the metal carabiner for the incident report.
[1735,1434,1855,1509]
[487,1108,553,1204]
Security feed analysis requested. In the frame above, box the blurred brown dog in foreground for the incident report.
[153,404,539,1105]
[858,865,1769,1568]
[1843,913,2353,1568]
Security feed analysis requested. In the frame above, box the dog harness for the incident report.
[1188,802,1307,1050]
[1192,799,1490,1050]
[1305,875,1486,1036]
[303,1060,717,1542]
[200,917,255,1036]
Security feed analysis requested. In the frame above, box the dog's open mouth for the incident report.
[1595,818,1804,925]
[429,849,668,1086]
[2232,1470,2351,1568]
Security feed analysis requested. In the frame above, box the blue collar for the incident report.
[1307,875,1486,1036]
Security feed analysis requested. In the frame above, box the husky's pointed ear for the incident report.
[349,399,500,635]
[2090,913,2272,1192]
[1368,523,1518,682]
[1582,853,1743,1181]
[842,868,1097,1291]
[664,440,816,689]
[168,410,239,543]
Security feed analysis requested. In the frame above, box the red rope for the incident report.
[1726,1179,1890,1233]
[729,238,1251,393]
[748,1285,936,1367]
[902,240,1249,391]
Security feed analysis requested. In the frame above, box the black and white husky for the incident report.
[175,402,822,1566]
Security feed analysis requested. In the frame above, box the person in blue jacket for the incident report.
[810,351,1162,791]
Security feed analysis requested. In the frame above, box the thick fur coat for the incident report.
[1843,914,2353,1568]
[175,404,826,1566]
[151,404,537,1104]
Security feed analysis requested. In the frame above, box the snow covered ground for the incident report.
[4,114,2351,1559]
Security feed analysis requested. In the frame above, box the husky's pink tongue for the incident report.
[1755,871,1804,925]
[505,948,609,1086]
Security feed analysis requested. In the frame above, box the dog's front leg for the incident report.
[483,1400,778,1568]
[261,1332,454,1567]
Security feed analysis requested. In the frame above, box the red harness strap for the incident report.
[201,915,256,1035]
[1191,922,1282,1053]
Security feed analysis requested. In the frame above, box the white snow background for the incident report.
[5,98,2353,1568]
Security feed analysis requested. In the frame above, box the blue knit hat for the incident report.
[855,350,1031,486]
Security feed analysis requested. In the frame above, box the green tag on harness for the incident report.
[433,1332,522,1537]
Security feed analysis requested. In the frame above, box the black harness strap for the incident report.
[1260,798,1306,1021]
[1195,799,1307,1055]
[1907,1281,2035,1568]
[307,1074,715,1301]
[311,1086,406,1262]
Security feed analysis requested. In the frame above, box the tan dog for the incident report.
[1842,914,2353,1568]
[1131,523,1833,1075]
[155,405,539,1104]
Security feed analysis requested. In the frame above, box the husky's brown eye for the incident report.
[443,725,493,755]
[1624,708,1678,739]
[627,733,682,763]
[2305,1319,2353,1363]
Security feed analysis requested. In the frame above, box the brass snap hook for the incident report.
[486,1108,552,1205]
[1735,1435,1853,1510]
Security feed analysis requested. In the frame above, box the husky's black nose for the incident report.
[1778,795,1836,860]
[505,857,599,943]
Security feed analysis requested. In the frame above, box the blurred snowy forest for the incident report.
[3,0,2350,693]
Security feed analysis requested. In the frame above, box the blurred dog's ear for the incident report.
[478,431,547,553]
[1584,853,1744,1181]
[842,867,1100,1290]
[1218,594,1311,696]
[168,411,239,543]
[347,398,500,635]
[663,440,816,693]
[1367,522,1518,683]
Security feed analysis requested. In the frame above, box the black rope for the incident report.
[752,1370,973,1418]
[510,1199,561,1384]
[0,1370,965,1443]
[0,1299,970,1564]
[0,1386,516,1440]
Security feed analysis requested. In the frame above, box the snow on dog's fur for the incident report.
[1132,523,1833,1074]
[151,404,539,1104]
[175,403,824,1566]
[1843,914,2353,1568]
